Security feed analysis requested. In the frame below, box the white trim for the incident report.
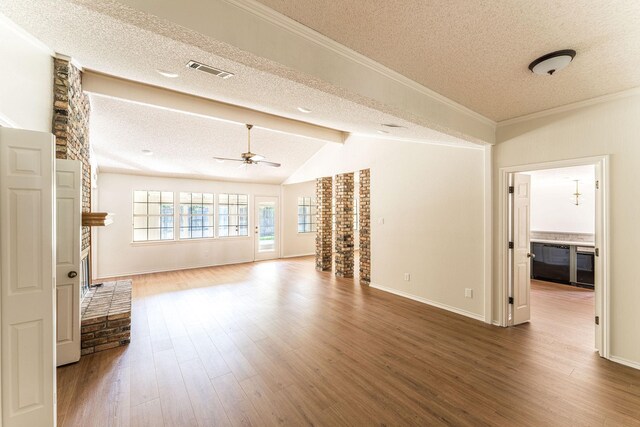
[483,145,493,324]
[497,87,640,127]
[497,155,610,358]
[0,112,18,128]
[222,0,496,129]
[281,252,314,259]
[609,356,640,371]
[95,258,256,280]
[0,12,55,56]
[54,52,84,71]
[370,283,485,322]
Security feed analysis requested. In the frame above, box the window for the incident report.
[297,197,317,233]
[133,190,174,241]
[179,192,214,239]
[218,193,248,237]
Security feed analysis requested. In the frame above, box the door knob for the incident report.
[68,271,78,278]
[527,253,536,259]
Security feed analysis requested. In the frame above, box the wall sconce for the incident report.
[571,180,581,206]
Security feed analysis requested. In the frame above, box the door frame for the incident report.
[253,195,280,261]
[497,155,610,358]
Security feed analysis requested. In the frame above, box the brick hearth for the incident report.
[80,280,131,355]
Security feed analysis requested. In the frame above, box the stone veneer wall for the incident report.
[335,172,355,278]
[315,176,333,271]
[80,280,131,355]
[359,169,371,284]
[53,57,92,251]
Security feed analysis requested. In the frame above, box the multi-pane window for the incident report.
[179,193,214,239]
[218,194,249,237]
[133,190,174,241]
[297,197,317,233]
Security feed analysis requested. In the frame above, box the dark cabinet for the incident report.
[576,251,595,286]
[531,242,594,288]
[531,243,571,284]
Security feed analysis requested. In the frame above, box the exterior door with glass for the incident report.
[254,196,279,261]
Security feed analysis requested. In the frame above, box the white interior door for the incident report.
[55,159,81,366]
[594,162,604,355]
[0,128,56,427]
[254,196,279,261]
[512,173,532,325]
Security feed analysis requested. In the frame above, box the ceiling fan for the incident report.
[212,124,281,167]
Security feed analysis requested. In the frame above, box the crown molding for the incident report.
[498,86,640,127]
[0,12,54,56]
[223,0,496,129]
[0,111,18,128]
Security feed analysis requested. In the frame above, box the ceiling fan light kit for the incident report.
[529,49,576,76]
[212,124,281,167]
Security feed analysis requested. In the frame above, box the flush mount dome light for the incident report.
[141,149,153,156]
[529,49,576,75]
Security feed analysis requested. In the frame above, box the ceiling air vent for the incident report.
[186,60,234,79]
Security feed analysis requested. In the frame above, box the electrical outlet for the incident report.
[465,288,473,298]
[404,273,410,281]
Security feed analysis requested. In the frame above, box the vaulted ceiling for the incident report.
[2,0,637,183]
[255,0,640,121]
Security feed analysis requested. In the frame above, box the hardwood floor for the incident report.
[58,258,640,426]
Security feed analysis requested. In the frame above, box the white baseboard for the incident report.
[369,283,485,322]
[95,258,255,280]
[609,355,640,371]
[281,253,314,259]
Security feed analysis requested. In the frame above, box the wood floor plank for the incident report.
[57,257,640,426]
[131,399,164,427]
[179,358,231,426]
[154,349,198,427]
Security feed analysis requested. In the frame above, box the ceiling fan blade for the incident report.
[249,154,265,161]
[256,160,281,167]
[213,156,244,163]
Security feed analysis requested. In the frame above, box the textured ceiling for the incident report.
[0,0,474,146]
[256,0,640,121]
[90,95,325,184]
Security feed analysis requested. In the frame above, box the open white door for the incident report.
[254,196,279,261]
[512,173,532,325]
[0,128,56,427]
[55,159,82,366]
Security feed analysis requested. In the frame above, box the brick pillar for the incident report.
[53,56,92,252]
[335,172,354,278]
[315,176,333,271]
[359,169,371,284]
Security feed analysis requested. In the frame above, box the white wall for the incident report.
[95,172,280,278]
[494,93,640,367]
[0,14,53,131]
[529,167,595,234]
[288,135,488,320]
[281,180,316,257]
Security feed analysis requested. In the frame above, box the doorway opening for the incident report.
[254,196,279,261]
[498,156,609,358]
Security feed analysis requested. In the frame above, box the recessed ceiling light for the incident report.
[297,107,312,113]
[141,149,153,156]
[381,123,406,129]
[528,49,576,76]
[377,130,389,134]
[156,69,179,78]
